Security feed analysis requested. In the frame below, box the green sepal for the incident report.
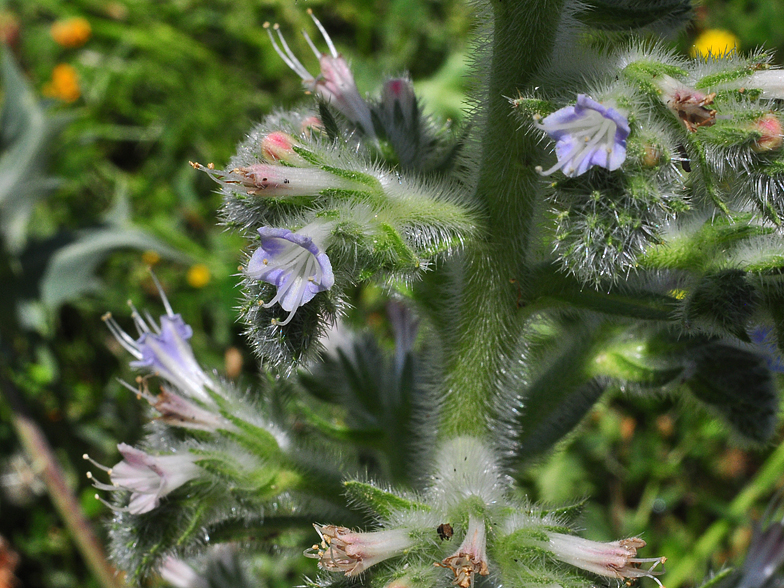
[622,61,689,95]
[343,480,430,518]
[192,448,301,500]
[377,223,421,271]
[219,415,282,460]
[320,188,376,203]
[292,145,323,166]
[695,60,771,90]
[540,498,587,523]
[318,101,341,142]
[511,97,556,120]
[697,115,768,149]
[639,216,773,272]
[320,164,382,190]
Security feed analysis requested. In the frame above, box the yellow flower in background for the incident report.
[42,64,80,102]
[187,264,211,288]
[50,17,91,48]
[690,29,740,58]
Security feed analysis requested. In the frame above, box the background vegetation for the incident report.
[0,0,783,586]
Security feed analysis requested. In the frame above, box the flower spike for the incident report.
[535,94,630,177]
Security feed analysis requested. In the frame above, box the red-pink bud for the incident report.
[261,131,306,165]
[751,114,783,153]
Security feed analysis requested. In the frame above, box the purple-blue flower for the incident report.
[103,276,216,404]
[534,95,630,177]
[247,222,335,326]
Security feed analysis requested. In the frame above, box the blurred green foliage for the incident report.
[0,0,782,587]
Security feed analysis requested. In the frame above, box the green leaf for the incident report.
[575,0,692,31]
[38,225,188,309]
[684,341,778,444]
[343,480,429,518]
[0,49,65,252]
[510,318,609,471]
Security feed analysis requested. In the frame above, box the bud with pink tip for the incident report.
[751,113,783,153]
[260,131,307,165]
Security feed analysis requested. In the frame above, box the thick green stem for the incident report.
[437,0,564,438]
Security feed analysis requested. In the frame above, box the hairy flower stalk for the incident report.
[265,10,374,136]
[535,95,630,177]
[546,534,665,583]
[85,444,201,515]
[305,524,414,576]
[247,222,335,325]
[102,276,217,404]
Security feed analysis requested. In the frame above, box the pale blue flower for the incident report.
[88,444,201,515]
[103,276,216,404]
[535,95,630,177]
[247,222,335,326]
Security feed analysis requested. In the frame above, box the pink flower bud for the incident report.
[751,113,783,153]
[261,131,307,165]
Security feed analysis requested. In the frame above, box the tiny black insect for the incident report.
[437,523,454,540]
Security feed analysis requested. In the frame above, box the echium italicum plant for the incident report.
[88,0,784,586]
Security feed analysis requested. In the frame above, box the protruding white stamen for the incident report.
[307,8,338,58]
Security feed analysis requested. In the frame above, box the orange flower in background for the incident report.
[141,250,161,266]
[50,17,91,48]
[690,29,740,58]
[43,64,80,102]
